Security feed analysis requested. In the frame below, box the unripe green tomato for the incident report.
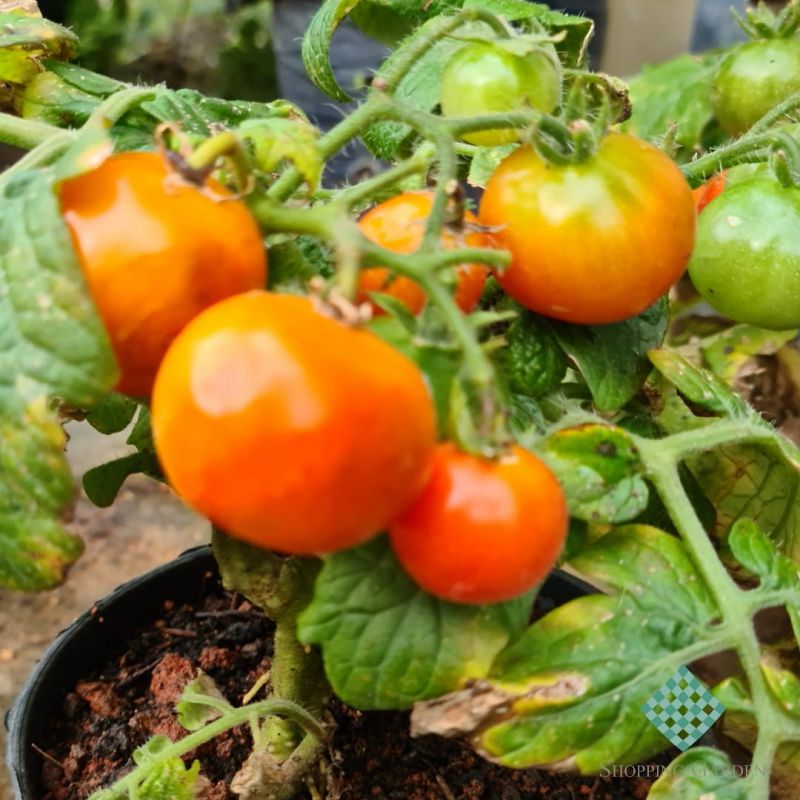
[688,176,800,330]
[712,39,800,136]
[440,42,562,147]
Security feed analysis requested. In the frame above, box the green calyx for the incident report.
[734,0,800,40]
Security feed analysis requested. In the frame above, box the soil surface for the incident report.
[0,422,208,800]
[36,583,659,800]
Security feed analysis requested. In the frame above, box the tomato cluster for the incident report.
[72,34,778,607]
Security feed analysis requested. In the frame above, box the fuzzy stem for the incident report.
[86,86,157,126]
[0,113,65,150]
[639,440,797,799]
[0,130,76,187]
[380,7,511,94]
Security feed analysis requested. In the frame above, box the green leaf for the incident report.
[0,398,83,591]
[761,655,800,720]
[20,70,100,126]
[552,299,668,412]
[349,1,423,46]
[363,15,494,160]
[541,424,649,524]
[301,0,360,103]
[83,407,161,508]
[700,324,798,384]
[465,0,594,66]
[139,89,303,137]
[500,310,568,399]
[297,537,534,710]
[622,54,720,161]
[240,117,322,192]
[41,59,124,97]
[177,671,233,732]
[468,143,517,188]
[569,525,718,623]
[647,748,749,799]
[266,239,325,294]
[688,442,800,563]
[0,170,118,410]
[728,518,800,643]
[648,348,748,417]
[0,11,77,87]
[412,526,720,772]
[85,394,138,435]
[131,738,201,800]
[82,450,159,508]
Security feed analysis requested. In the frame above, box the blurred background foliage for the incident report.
[37,0,277,99]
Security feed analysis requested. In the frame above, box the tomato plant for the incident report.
[357,191,488,315]
[440,41,562,146]
[60,151,267,397]
[6,2,800,800]
[389,443,568,603]
[151,290,437,555]
[479,133,696,324]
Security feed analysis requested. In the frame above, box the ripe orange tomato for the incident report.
[479,133,696,325]
[693,171,727,214]
[151,291,437,556]
[357,192,489,316]
[389,443,568,604]
[60,152,267,397]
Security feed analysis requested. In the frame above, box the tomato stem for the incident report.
[0,131,76,189]
[87,698,324,800]
[0,112,67,150]
[86,86,158,127]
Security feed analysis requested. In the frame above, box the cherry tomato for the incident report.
[693,171,727,214]
[357,192,489,316]
[712,39,800,136]
[440,42,562,147]
[60,152,267,397]
[152,291,437,555]
[688,175,800,330]
[479,133,696,325]
[389,443,568,604]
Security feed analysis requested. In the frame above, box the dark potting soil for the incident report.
[38,586,658,800]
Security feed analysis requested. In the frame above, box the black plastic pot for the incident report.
[4,546,594,800]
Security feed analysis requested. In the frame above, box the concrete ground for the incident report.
[0,422,208,799]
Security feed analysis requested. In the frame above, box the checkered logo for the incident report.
[642,666,725,751]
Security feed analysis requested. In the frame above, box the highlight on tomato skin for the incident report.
[357,191,489,316]
[389,443,569,605]
[151,290,438,556]
[59,151,268,398]
[478,133,697,325]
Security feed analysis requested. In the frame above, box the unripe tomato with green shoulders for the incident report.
[479,133,696,325]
